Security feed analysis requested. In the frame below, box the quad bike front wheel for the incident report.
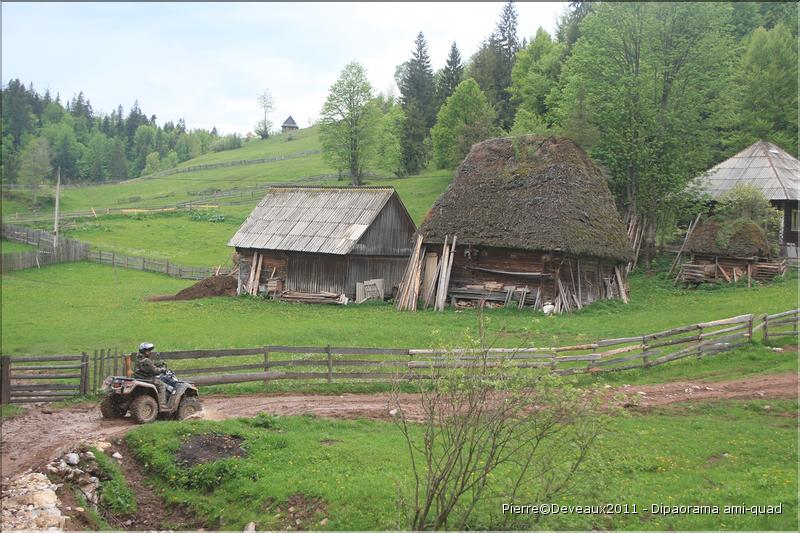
[100,396,126,419]
[176,397,202,420]
[130,395,159,424]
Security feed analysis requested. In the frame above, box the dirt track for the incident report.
[2,372,797,483]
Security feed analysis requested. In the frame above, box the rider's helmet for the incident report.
[138,342,155,354]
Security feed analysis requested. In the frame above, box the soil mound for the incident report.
[149,275,237,301]
[175,434,247,467]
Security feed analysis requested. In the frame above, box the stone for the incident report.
[112,452,123,460]
[94,441,111,451]
[65,453,80,466]
[244,521,256,531]
[288,507,295,513]
[125,519,133,526]
[319,518,329,526]
[75,507,85,513]
[388,409,398,416]
[82,451,96,460]
[296,519,302,525]
[772,347,784,352]
[32,489,58,508]
[637,391,646,396]
[763,405,772,411]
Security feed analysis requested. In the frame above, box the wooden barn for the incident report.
[697,141,799,258]
[228,186,416,302]
[677,220,787,285]
[281,116,299,134]
[398,136,634,313]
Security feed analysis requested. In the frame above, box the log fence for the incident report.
[87,250,231,280]
[2,309,797,404]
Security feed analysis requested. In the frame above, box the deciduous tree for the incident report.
[431,79,497,168]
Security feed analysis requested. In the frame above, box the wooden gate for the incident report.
[0,354,89,404]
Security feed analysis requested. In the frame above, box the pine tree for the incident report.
[400,101,429,175]
[400,32,436,128]
[468,1,520,130]
[436,42,464,109]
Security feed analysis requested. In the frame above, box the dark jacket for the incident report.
[134,352,166,380]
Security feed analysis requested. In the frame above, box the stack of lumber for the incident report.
[680,263,715,283]
[753,259,787,281]
[395,235,425,311]
[449,285,540,309]
[280,291,348,305]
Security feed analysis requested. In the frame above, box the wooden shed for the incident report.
[406,136,634,313]
[228,186,416,301]
[281,116,299,134]
[697,141,799,258]
[677,220,787,285]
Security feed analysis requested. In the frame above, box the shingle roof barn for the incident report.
[282,116,298,128]
[697,141,799,201]
[228,187,405,255]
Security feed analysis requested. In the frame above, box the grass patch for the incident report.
[73,489,113,531]
[1,238,37,254]
[0,404,26,418]
[91,447,137,516]
[124,401,798,531]
[1,262,796,357]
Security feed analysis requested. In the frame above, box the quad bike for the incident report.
[100,370,202,424]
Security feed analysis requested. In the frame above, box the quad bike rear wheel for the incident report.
[100,396,126,419]
[176,396,201,420]
[130,395,159,424]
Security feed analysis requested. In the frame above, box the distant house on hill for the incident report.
[416,136,633,313]
[281,116,299,134]
[696,141,799,257]
[228,187,416,301]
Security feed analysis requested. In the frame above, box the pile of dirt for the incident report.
[175,434,247,467]
[149,275,237,302]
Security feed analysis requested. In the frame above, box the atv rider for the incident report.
[134,342,177,404]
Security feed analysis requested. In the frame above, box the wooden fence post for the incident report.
[263,347,270,388]
[113,349,119,376]
[99,349,106,386]
[326,345,333,384]
[764,314,770,343]
[641,336,649,368]
[0,356,11,405]
[93,349,98,393]
[125,354,133,377]
[80,352,89,395]
[747,315,753,342]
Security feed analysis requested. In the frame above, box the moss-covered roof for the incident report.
[686,220,770,258]
[420,136,634,262]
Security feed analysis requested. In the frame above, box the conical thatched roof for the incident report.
[686,220,770,258]
[420,136,634,262]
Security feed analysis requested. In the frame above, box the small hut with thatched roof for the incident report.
[398,136,634,313]
[678,220,786,285]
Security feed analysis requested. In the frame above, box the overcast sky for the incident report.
[2,2,567,135]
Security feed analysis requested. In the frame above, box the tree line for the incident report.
[0,82,247,189]
[320,1,797,259]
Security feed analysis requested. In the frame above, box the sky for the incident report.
[2,2,567,135]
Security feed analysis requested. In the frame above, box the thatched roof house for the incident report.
[229,187,416,300]
[696,140,799,257]
[417,136,633,312]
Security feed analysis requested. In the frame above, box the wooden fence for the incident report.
[2,224,90,272]
[87,250,231,280]
[3,310,797,403]
[0,354,89,404]
[756,309,799,343]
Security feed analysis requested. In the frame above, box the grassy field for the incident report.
[1,238,36,254]
[124,399,797,531]
[1,261,796,356]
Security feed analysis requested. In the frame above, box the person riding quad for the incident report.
[134,342,177,404]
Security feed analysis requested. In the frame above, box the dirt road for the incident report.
[2,372,797,482]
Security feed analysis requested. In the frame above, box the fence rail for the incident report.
[87,250,231,280]
[3,223,229,280]
[2,309,797,403]
[2,224,90,272]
